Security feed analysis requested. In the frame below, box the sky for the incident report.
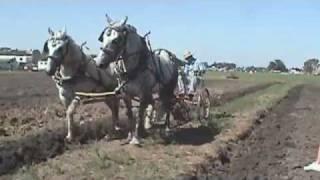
[1,0,320,67]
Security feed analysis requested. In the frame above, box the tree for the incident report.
[268,59,288,72]
[303,58,319,74]
[246,66,267,72]
[267,61,277,71]
[210,62,236,70]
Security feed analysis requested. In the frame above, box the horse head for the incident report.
[43,27,71,76]
[95,14,142,71]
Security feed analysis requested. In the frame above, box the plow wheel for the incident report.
[196,88,211,125]
[171,97,193,126]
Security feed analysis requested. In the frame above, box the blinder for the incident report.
[99,26,128,62]
[98,27,107,42]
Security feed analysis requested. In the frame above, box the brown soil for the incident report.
[0,72,276,179]
[193,85,320,180]
[0,72,121,175]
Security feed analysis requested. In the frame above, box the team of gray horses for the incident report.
[43,14,193,145]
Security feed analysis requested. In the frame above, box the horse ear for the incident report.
[42,40,49,58]
[61,26,67,36]
[48,27,54,36]
[106,14,113,25]
[120,16,128,26]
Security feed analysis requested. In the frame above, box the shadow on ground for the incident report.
[155,125,216,146]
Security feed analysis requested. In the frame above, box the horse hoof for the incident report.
[145,122,152,130]
[164,128,174,137]
[115,126,121,131]
[104,135,111,142]
[129,137,140,145]
[104,134,116,142]
[165,127,172,133]
[121,137,132,145]
[65,135,73,142]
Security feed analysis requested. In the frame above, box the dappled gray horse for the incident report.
[43,28,133,141]
[95,15,179,144]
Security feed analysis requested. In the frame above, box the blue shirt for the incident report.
[184,59,200,76]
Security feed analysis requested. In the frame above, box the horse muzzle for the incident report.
[95,49,113,68]
[46,67,56,76]
[46,58,58,76]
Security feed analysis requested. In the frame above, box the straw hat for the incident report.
[184,50,193,59]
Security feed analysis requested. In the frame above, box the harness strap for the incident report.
[145,37,164,85]
[54,49,101,86]
[110,29,164,93]
[122,38,150,80]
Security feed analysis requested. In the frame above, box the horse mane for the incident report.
[64,35,75,45]
[98,24,137,42]
[123,24,137,33]
[153,49,176,58]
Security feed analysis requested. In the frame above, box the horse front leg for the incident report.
[122,95,134,143]
[164,91,176,134]
[144,104,153,130]
[130,100,148,145]
[165,112,171,132]
[159,96,172,133]
[104,96,120,141]
[65,97,80,141]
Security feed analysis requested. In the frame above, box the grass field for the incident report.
[207,71,320,133]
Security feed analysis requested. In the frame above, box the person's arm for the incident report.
[174,57,188,66]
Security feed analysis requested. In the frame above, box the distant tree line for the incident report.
[210,62,236,70]
[303,58,319,74]
[244,66,267,72]
[267,59,288,72]
[206,58,320,74]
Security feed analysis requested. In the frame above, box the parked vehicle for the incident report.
[23,63,38,72]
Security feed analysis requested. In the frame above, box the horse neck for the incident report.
[60,41,83,76]
[124,33,150,70]
[125,32,148,56]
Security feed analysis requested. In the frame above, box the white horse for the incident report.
[43,28,133,141]
[95,15,179,144]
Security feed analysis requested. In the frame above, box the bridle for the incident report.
[46,37,88,85]
[46,37,70,70]
[100,26,150,79]
[99,27,128,61]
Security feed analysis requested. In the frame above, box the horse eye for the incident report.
[106,30,111,36]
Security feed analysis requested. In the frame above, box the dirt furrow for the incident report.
[211,82,279,106]
[0,73,276,177]
[192,85,320,180]
[0,113,126,175]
